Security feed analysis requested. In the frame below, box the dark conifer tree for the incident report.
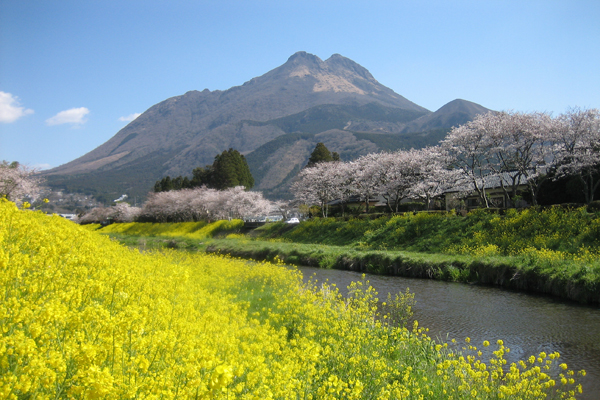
[190,166,213,187]
[211,148,254,190]
[307,142,336,167]
[153,148,254,192]
[162,177,173,192]
[172,176,184,191]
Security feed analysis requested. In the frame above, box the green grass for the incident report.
[201,238,600,303]
[254,207,600,255]
[101,207,600,303]
[111,232,600,303]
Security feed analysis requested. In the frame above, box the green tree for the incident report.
[155,176,173,192]
[172,176,184,191]
[307,142,334,167]
[153,148,254,192]
[210,148,254,190]
[190,166,213,187]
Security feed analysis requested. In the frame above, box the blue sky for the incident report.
[1,0,598,170]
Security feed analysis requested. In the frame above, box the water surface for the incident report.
[298,266,600,400]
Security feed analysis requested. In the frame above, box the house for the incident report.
[327,195,388,209]
[444,171,531,211]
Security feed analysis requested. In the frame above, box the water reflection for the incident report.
[298,266,600,400]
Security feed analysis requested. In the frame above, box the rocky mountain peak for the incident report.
[284,53,323,76]
[278,51,380,95]
[285,51,324,65]
[325,53,375,81]
[282,51,374,81]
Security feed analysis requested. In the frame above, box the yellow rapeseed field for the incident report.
[98,220,244,239]
[0,200,585,399]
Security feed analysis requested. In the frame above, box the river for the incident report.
[297,266,600,400]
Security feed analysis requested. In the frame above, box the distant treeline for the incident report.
[154,148,254,192]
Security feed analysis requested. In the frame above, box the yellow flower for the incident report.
[0,202,584,400]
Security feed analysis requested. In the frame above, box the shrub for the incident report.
[587,200,600,213]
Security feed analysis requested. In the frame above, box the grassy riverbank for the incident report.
[254,207,600,258]
[107,233,600,303]
[3,200,588,398]
[208,238,600,304]
[97,207,600,304]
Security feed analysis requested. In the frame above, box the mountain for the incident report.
[43,52,491,203]
[400,99,491,133]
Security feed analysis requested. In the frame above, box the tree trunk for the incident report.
[383,195,393,213]
[578,171,600,204]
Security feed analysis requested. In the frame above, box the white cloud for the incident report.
[0,91,34,123]
[32,163,52,171]
[119,113,141,122]
[46,107,89,126]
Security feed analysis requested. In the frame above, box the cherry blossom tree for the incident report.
[409,147,459,210]
[138,191,182,222]
[552,107,600,203]
[135,186,273,222]
[189,187,221,221]
[348,154,382,213]
[484,111,556,205]
[138,188,212,222]
[79,203,141,224]
[78,206,114,224]
[442,115,496,208]
[222,186,272,220]
[0,161,44,204]
[111,202,142,222]
[374,150,421,212]
[442,111,557,207]
[291,162,339,217]
[293,148,456,214]
[322,161,355,216]
[272,199,296,220]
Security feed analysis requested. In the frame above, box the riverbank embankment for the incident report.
[97,206,600,304]
[204,237,600,304]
